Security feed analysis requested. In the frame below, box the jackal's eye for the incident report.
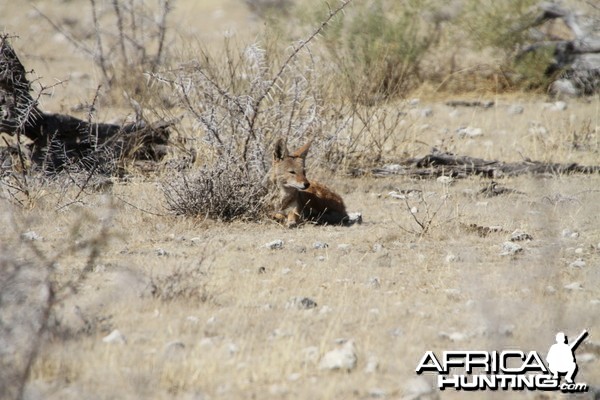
[288,170,296,175]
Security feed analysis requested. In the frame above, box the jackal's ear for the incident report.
[291,140,312,159]
[273,138,289,160]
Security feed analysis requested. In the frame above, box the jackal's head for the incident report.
[272,138,311,191]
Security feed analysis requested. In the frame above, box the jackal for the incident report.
[270,138,349,227]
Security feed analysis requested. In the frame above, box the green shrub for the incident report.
[300,0,440,104]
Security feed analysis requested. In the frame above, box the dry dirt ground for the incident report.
[1,1,600,400]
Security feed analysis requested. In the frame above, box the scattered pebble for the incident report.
[507,104,524,115]
[562,229,579,238]
[313,241,329,249]
[420,107,433,118]
[437,176,454,185]
[156,248,168,256]
[318,339,357,371]
[372,243,384,252]
[510,229,533,241]
[347,212,363,225]
[564,282,583,291]
[102,329,126,344]
[500,241,523,256]
[164,341,186,359]
[337,243,352,251]
[21,231,42,241]
[265,239,284,250]
[569,259,586,268]
[445,253,459,263]
[364,355,379,374]
[439,331,468,342]
[286,296,318,310]
[456,126,483,138]
[368,276,381,289]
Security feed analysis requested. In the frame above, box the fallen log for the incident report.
[371,151,600,179]
[0,34,174,174]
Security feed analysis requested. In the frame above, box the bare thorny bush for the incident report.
[0,208,113,400]
[36,0,173,97]
[156,1,357,220]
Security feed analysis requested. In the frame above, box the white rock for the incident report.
[437,176,454,185]
[439,331,468,342]
[102,329,126,344]
[562,229,579,238]
[318,339,357,371]
[156,248,168,256]
[313,241,329,249]
[510,229,533,241]
[21,231,42,241]
[445,254,458,263]
[265,239,284,249]
[373,243,384,252]
[507,104,524,115]
[364,355,379,374]
[337,243,352,251]
[569,259,586,268]
[456,126,483,138]
[500,241,523,256]
[564,282,583,291]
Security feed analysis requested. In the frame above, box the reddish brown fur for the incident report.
[271,138,348,227]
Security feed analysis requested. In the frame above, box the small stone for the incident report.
[569,259,586,268]
[347,212,363,225]
[410,206,419,214]
[364,355,379,374]
[554,101,568,111]
[562,229,579,238]
[564,282,583,291]
[21,231,42,241]
[265,239,284,250]
[372,243,384,252]
[439,331,467,342]
[420,107,433,117]
[507,104,524,115]
[257,266,267,274]
[318,339,357,371]
[281,268,292,275]
[445,254,458,263]
[286,297,318,310]
[102,329,126,344]
[164,341,186,359]
[456,126,483,138]
[313,241,329,249]
[545,286,556,294]
[337,243,352,251]
[368,277,381,289]
[500,241,523,256]
[575,248,584,254]
[510,229,533,241]
[437,176,454,185]
[156,248,168,256]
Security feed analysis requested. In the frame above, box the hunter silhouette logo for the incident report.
[546,330,588,384]
[416,330,589,392]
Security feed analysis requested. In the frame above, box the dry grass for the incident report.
[1,1,600,400]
